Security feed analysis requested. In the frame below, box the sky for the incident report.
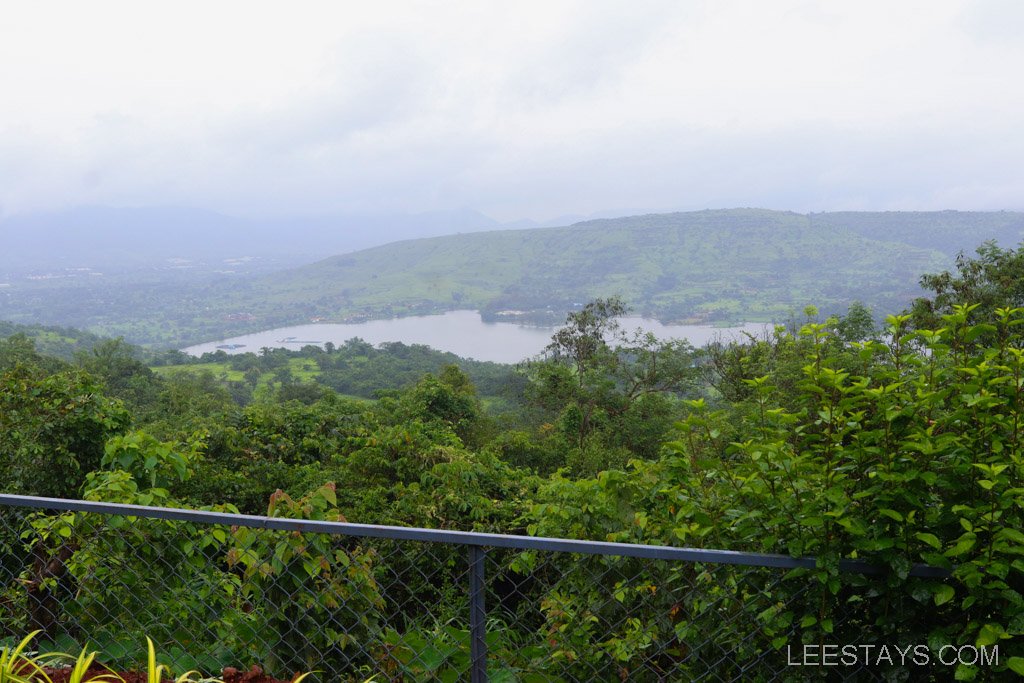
[1,0,1022,222]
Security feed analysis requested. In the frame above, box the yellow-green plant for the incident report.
[0,631,51,683]
[144,638,315,683]
[145,638,223,683]
[60,647,123,683]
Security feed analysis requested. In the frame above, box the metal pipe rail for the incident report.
[0,493,952,682]
[0,493,948,576]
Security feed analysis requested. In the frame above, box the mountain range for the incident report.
[3,208,1023,347]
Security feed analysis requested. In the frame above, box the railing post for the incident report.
[469,544,488,683]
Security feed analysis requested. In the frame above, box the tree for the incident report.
[399,366,488,447]
[912,240,1024,328]
[833,300,876,342]
[527,307,1024,677]
[0,333,67,375]
[277,381,327,405]
[525,298,698,472]
[75,338,158,410]
[0,364,129,496]
[545,298,628,382]
[146,370,234,435]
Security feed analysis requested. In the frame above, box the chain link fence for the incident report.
[0,494,948,682]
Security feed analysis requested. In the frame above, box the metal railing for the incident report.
[0,494,947,682]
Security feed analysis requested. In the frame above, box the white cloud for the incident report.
[0,0,1021,219]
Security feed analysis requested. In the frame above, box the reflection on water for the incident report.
[183,310,771,364]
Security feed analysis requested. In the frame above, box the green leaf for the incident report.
[417,645,447,671]
[946,533,977,557]
[955,663,978,681]
[916,532,942,550]
[997,528,1024,545]
[976,623,1004,647]
[1006,657,1024,675]
[967,323,997,342]
[879,508,904,522]
[934,585,955,606]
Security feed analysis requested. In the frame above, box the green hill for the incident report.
[4,208,1023,347]
[810,210,1024,255]
[0,320,109,360]
[194,208,954,330]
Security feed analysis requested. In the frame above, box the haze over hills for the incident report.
[0,205,652,276]
[808,211,1024,254]
[191,209,957,330]
[0,205,511,273]
[4,207,1023,348]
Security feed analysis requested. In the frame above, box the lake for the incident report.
[183,310,771,364]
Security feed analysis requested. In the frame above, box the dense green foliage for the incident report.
[528,307,1024,678]
[912,241,1024,329]
[522,298,699,475]
[0,322,108,361]
[0,362,128,498]
[5,240,1024,678]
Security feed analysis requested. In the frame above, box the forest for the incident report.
[2,242,1024,680]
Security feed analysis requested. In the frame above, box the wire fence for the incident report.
[0,494,948,682]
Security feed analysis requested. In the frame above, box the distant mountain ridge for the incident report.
[174,208,1022,337]
[807,210,1024,255]
[0,205,505,272]
[2,208,1022,347]
[0,204,668,275]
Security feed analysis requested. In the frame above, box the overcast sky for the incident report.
[1,0,1022,221]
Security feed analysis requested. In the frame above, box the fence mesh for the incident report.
[0,500,934,682]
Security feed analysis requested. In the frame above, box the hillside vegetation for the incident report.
[5,240,1024,678]
[0,320,108,359]
[191,209,997,330]
[2,208,1023,347]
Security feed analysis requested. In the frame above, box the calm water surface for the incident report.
[183,310,770,364]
